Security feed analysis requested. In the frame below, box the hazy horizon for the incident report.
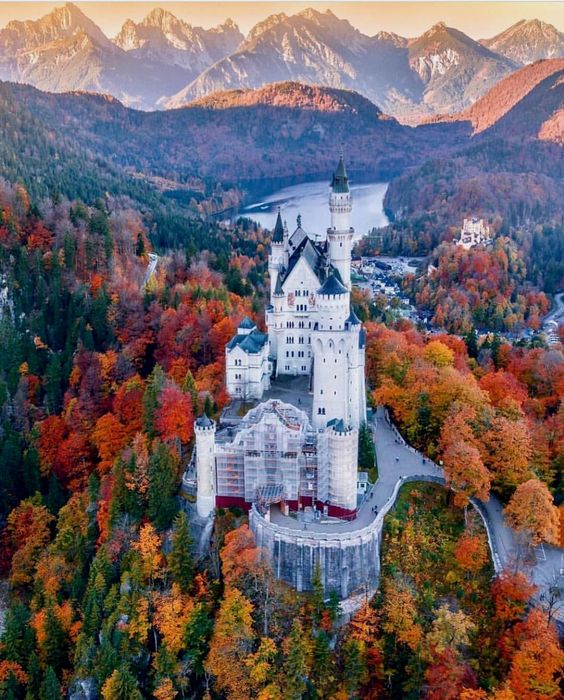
[0,1,562,39]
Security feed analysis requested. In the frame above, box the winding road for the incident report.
[543,292,564,345]
[372,407,564,624]
[142,252,159,288]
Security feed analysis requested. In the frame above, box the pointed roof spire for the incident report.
[331,147,349,194]
[272,207,284,243]
[195,413,214,428]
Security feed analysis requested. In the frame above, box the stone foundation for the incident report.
[250,506,380,599]
[250,475,450,601]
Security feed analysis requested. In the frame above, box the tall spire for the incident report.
[272,207,284,243]
[331,149,349,194]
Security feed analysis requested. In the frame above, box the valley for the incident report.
[241,179,389,236]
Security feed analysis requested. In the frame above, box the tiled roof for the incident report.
[327,418,349,433]
[272,210,285,243]
[331,154,349,194]
[318,273,348,296]
[238,316,255,329]
[227,329,268,354]
[195,414,214,428]
[346,308,361,325]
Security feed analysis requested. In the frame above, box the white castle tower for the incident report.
[194,414,216,518]
[327,152,354,288]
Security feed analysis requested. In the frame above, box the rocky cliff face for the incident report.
[164,8,424,114]
[165,12,519,121]
[0,4,561,119]
[481,19,564,65]
[113,9,243,77]
[0,3,193,109]
[405,22,516,118]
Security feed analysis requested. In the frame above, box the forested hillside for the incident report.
[2,80,451,186]
[380,60,563,281]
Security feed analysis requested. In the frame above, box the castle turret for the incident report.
[195,414,216,518]
[326,419,358,513]
[327,154,354,288]
[268,208,288,297]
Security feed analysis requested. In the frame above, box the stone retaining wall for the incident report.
[250,473,502,602]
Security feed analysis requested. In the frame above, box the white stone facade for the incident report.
[456,217,491,249]
[225,318,270,400]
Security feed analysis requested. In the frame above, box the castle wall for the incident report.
[250,506,379,598]
[250,474,448,600]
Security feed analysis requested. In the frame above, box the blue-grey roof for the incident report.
[272,210,284,243]
[327,418,349,433]
[275,235,326,294]
[317,273,348,296]
[331,154,349,194]
[346,308,361,325]
[274,272,284,295]
[196,414,214,428]
[238,317,255,329]
[227,329,268,354]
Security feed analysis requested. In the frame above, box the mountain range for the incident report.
[0,3,562,119]
[1,58,560,197]
[0,3,242,109]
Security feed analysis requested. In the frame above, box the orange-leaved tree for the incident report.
[503,479,560,546]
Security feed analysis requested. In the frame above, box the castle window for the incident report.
[320,389,323,395]
[302,366,307,371]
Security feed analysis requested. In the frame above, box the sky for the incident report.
[0,1,562,39]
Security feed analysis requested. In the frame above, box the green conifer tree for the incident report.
[147,441,177,529]
[40,666,62,700]
[311,562,325,625]
[43,606,67,672]
[101,665,142,700]
[283,620,309,700]
[143,365,165,439]
[168,510,194,592]
[341,638,365,695]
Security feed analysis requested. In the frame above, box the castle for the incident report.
[194,156,376,597]
[456,217,491,249]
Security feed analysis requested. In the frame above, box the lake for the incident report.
[242,180,389,237]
